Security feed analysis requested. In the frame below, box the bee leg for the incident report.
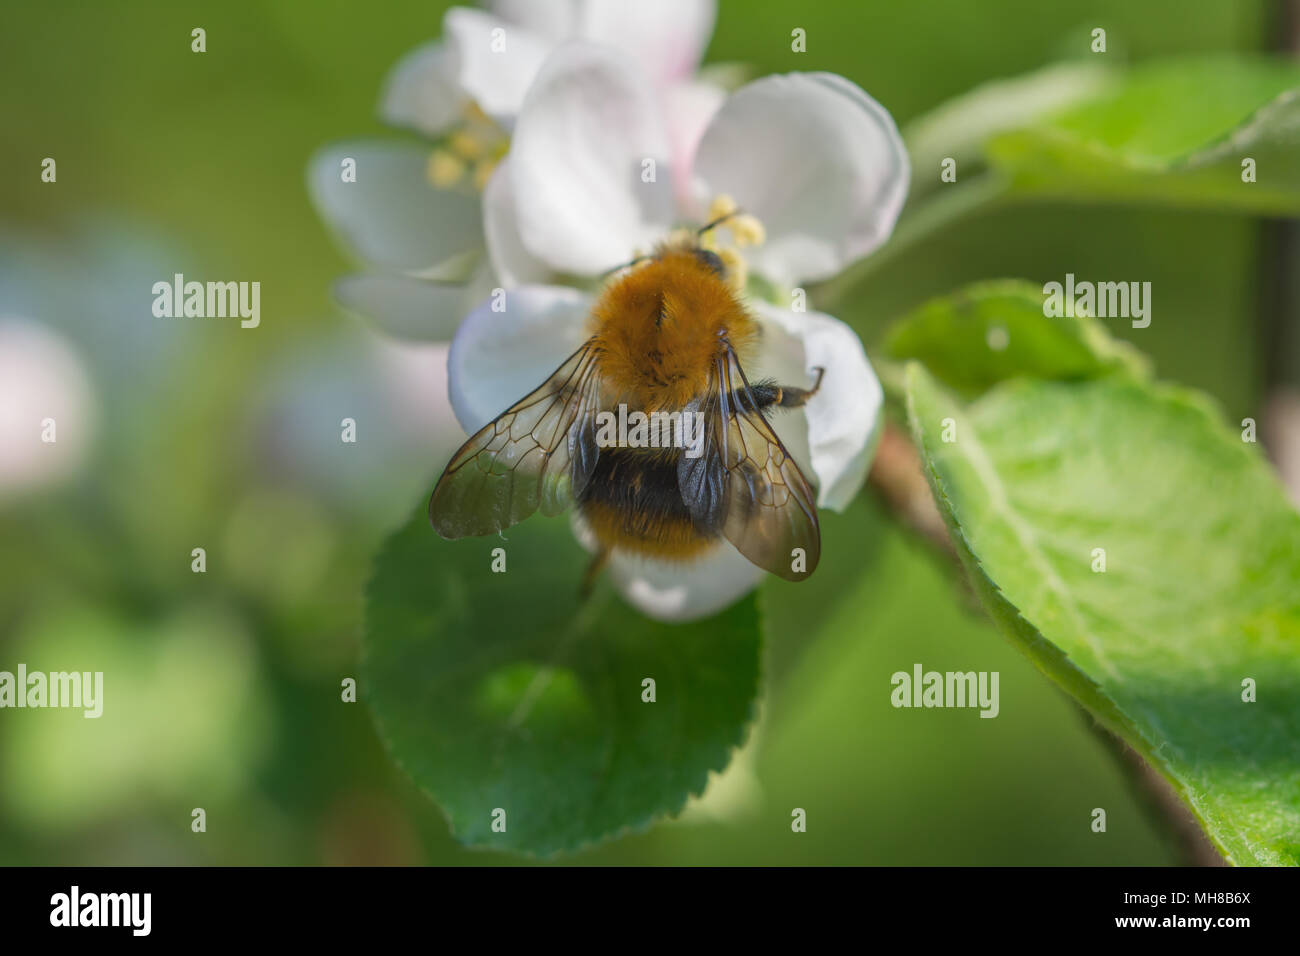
[779,365,825,407]
[745,366,826,411]
[579,548,610,601]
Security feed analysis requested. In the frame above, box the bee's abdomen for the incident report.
[577,448,720,559]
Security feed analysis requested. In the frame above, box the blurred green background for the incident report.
[0,0,1287,864]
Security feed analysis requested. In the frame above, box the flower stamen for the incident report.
[427,149,467,188]
[707,194,739,222]
[729,214,765,247]
[701,194,766,292]
[718,248,748,291]
[426,104,511,193]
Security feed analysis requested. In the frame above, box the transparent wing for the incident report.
[681,346,820,581]
[429,340,603,538]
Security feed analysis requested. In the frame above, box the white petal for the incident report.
[750,301,882,510]
[486,0,716,87]
[692,73,910,284]
[663,80,726,208]
[334,275,473,342]
[308,141,484,273]
[487,0,577,39]
[608,542,766,622]
[379,41,465,136]
[482,159,553,287]
[447,285,592,432]
[577,0,717,88]
[444,7,553,127]
[510,42,676,275]
[371,338,462,442]
[0,318,95,498]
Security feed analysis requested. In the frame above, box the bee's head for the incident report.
[652,210,744,279]
[602,232,730,283]
[692,246,727,278]
[691,203,763,289]
[599,205,758,291]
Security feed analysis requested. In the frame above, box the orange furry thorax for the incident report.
[586,243,757,411]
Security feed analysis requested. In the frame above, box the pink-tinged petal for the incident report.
[509,42,676,275]
[577,0,717,88]
[692,73,910,284]
[663,79,726,209]
[488,0,717,87]
[0,318,95,498]
[372,338,462,444]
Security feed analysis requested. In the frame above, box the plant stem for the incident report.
[867,421,953,559]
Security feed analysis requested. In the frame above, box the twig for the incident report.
[867,422,954,558]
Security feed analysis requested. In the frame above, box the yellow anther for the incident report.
[448,129,485,161]
[462,101,494,126]
[708,193,739,222]
[729,214,766,247]
[718,247,747,291]
[472,157,499,191]
[427,149,466,188]
[698,230,721,253]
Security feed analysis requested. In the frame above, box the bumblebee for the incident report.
[429,224,824,589]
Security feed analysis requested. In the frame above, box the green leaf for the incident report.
[903,61,1116,203]
[362,508,761,856]
[885,279,1149,397]
[823,59,1300,312]
[987,57,1300,213]
[906,364,1300,866]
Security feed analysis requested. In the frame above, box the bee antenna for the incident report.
[600,254,650,280]
[697,209,745,237]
